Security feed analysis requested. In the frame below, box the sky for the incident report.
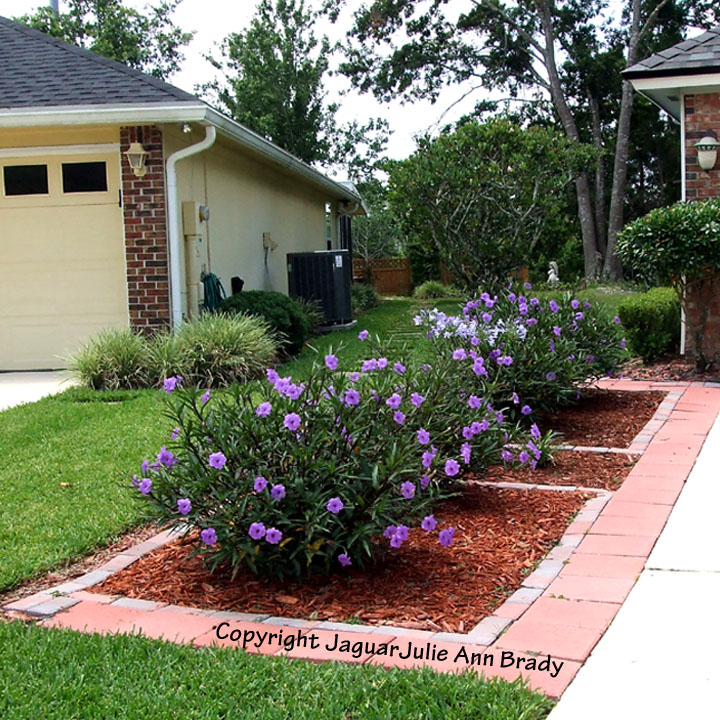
[7,0,488,176]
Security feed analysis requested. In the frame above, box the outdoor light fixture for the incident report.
[695,133,720,171]
[124,142,148,177]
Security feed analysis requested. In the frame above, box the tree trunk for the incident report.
[590,94,607,255]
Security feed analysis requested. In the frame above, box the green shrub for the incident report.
[220,291,310,355]
[351,283,380,313]
[69,328,148,390]
[145,330,189,386]
[294,297,325,334]
[617,287,680,362]
[413,281,462,300]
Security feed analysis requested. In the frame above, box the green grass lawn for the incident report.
[0,621,553,720]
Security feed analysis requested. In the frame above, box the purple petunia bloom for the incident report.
[508,293,517,303]
[530,423,541,439]
[614,316,621,324]
[445,459,460,477]
[163,375,181,393]
[549,300,559,313]
[254,476,268,492]
[177,498,191,515]
[157,447,178,468]
[209,452,227,470]
[386,393,402,410]
[393,410,406,425]
[327,497,344,514]
[417,428,431,445]
[496,411,505,424]
[481,312,492,323]
[358,329,369,341]
[348,372,361,382]
[344,389,360,407]
[521,405,532,416]
[267,368,280,384]
[438,527,455,547]
[526,317,538,327]
[461,443,472,464]
[468,395,483,410]
[553,326,562,336]
[338,553,352,567]
[501,355,514,366]
[420,475,431,489]
[139,478,152,495]
[284,412,301,430]
[401,481,416,499]
[394,361,406,375]
[171,427,180,440]
[395,525,409,542]
[270,484,286,501]
[546,371,557,381]
[384,525,397,539]
[248,522,266,540]
[462,425,473,440]
[524,282,532,290]
[325,354,339,370]
[421,450,435,468]
[256,401,272,417]
[421,515,437,532]
[571,299,580,309]
[621,338,627,349]
[411,393,425,408]
[285,384,303,401]
[200,528,217,546]
[470,421,482,434]
[390,533,404,548]
[452,348,467,360]
[265,527,282,545]
[377,357,388,370]
[201,390,211,405]
[575,312,584,321]
[519,451,530,464]
[141,459,150,475]
[512,392,520,404]
[501,449,514,463]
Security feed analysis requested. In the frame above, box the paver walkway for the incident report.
[4,379,720,707]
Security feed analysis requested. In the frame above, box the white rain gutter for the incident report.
[166,124,216,327]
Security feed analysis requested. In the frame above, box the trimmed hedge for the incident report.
[220,290,311,355]
[413,281,462,300]
[617,287,680,362]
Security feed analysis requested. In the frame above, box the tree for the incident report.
[325,0,720,280]
[387,117,590,292]
[17,0,192,79]
[205,0,389,178]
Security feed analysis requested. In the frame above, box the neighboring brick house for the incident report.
[0,16,364,370]
[625,27,720,361]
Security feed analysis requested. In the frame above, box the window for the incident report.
[62,161,108,193]
[3,164,48,196]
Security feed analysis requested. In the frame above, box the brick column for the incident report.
[121,125,171,332]
[683,93,720,363]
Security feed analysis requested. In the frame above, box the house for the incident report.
[0,16,364,371]
[625,27,720,360]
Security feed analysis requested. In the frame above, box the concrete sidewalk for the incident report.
[0,371,75,411]
[548,410,720,718]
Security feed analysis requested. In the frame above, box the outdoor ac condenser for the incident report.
[287,250,352,325]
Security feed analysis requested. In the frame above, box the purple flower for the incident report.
[438,527,455,547]
[401,481,416,499]
[621,338,627,349]
[452,348,467,360]
[163,375,182,393]
[256,401,272,417]
[420,475,431,489]
[549,340,555,353]
[209,451,227,470]
[496,411,505,424]
[521,405,532,416]
[284,412,301,430]
[325,354,339,370]
[482,312,493,323]
[549,300,559,313]
[508,293,517,302]
[575,312,584,321]
[460,426,472,440]
[138,478,152,495]
[338,553,352,567]
[267,368,279,384]
[395,525,409,541]
[501,449,513,463]
[157,447,177,468]
[417,428,430,445]
[524,282,532,290]
[285,384,303,401]
[614,316,621,324]
[377,357,388,369]
[571,299,580,309]
[519,451,530,464]
[526,317,538,327]
[200,528,217,546]
[141,459,150,475]
[390,533,404,548]
[445,459,460,477]
[512,392,519,404]
[271,484,286,501]
[394,362,406,375]
[553,326,562,336]
[254,476,268,492]
[358,329,369,341]
[530,423,541,439]
[422,450,435,468]
[248,522,266,540]
[349,372,361,383]
[265,527,282,545]
[393,410,406,425]
[201,390,211,404]
[421,515,437,531]
[327,497,344,514]
[461,443,472,464]
[343,389,360,406]
[501,355,513,366]
[171,427,180,440]
[386,393,402,410]
[383,525,397,539]
[546,371,556,381]
[177,498,191,515]
[411,393,425,408]
[468,395,482,410]
[471,337,479,347]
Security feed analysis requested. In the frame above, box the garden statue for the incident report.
[547,261,559,285]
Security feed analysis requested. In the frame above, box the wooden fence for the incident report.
[353,258,412,296]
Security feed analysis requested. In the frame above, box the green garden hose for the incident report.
[202,272,227,312]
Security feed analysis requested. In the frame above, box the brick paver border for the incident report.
[5,380,719,699]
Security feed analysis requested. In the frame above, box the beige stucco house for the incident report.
[0,17,364,370]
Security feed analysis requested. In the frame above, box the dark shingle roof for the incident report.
[624,27,720,79]
[0,16,198,109]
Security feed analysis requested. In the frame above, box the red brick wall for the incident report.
[683,93,720,363]
[120,125,171,331]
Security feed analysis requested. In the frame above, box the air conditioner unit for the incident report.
[287,250,352,325]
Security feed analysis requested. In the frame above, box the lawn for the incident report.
[0,621,553,720]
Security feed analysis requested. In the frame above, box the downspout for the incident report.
[166,124,216,327]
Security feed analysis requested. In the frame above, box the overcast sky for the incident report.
[8,0,488,175]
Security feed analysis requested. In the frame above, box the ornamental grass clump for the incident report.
[414,285,625,411]
[134,336,535,580]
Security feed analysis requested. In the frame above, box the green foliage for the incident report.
[388,118,591,293]
[17,0,192,78]
[413,281,462,300]
[406,236,442,286]
[351,283,380,312]
[69,328,148,390]
[617,287,680,362]
[294,297,325,335]
[220,290,311,356]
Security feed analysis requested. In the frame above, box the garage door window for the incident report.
[3,164,49,196]
[62,161,108,193]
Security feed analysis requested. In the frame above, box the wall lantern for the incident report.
[124,142,149,177]
[695,133,720,171]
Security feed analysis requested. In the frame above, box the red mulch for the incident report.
[538,389,665,447]
[484,451,638,491]
[622,355,720,382]
[96,486,589,633]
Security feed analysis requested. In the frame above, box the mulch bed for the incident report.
[484,451,638,491]
[96,485,589,633]
[538,389,665,447]
[622,356,720,382]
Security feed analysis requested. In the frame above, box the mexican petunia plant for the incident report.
[133,336,536,581]
[414,285,626,411]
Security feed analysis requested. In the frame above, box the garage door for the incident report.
[0,148,127,370]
